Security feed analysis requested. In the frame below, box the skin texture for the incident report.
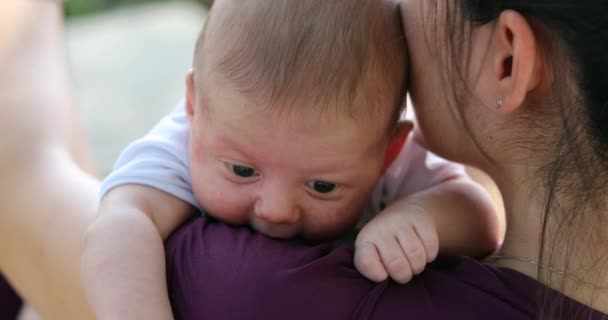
[401,0,608,313]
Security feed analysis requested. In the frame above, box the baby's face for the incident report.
[185,78,392,240]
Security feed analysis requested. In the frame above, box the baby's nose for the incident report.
[253,193,300,225]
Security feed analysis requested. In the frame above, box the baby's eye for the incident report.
[228,163,258,178]
[308,180,337,194]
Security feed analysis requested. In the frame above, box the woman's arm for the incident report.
[0,2,97,319]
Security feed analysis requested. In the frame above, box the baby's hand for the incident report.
[354,201,439,284]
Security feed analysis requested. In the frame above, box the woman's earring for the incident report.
[496,97,504,110]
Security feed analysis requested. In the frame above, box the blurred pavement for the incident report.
[66,1,207,176]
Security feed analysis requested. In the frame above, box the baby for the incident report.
[82,0,500,318]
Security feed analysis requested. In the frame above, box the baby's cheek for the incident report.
[195,180,251,224]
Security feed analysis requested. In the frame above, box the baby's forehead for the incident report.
[199,74,397,129]
[194,83,395,160]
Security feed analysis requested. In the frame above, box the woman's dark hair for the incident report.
[426,1,608,319]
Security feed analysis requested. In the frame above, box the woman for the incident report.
[0,1,606,320]
[165,0,608,319]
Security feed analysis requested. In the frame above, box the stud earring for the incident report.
[496,97,504,110]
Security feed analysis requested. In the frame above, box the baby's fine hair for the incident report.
[194,0,407,125]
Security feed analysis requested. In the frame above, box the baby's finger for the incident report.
[354,241,388,282]
[413,218,440,263]
[397,228,427,276]
[377,237,413,284]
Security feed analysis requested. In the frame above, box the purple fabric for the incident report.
[0,273,21,319]
[166,217,607,320]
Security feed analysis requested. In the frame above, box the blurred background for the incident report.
[66,0,212,15]
[66,0,211,176]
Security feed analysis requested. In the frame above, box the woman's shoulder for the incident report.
[362,256,537,319]
[165,216,605,320]
[396,257,606,320]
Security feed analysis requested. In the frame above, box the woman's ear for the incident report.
[185,70,196,122]
[493,10,543,113]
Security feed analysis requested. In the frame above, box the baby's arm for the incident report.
[355,122,501,284]
[409,175,500,257]
[355,175,500,284]
[82,185,194,320]
[81,103,195,319]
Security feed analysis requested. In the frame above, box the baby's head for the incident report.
[185,0,408,240]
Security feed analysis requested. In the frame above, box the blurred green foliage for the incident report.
[66,0,212,17]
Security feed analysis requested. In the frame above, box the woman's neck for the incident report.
[492,167,608,314]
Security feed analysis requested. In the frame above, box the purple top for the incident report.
[166,217,607,320]
[0,273,21,319]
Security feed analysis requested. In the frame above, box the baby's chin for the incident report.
[204,210,357,243]
[250,221,353,244]
[203,211,300,239]
[250,219,299,240]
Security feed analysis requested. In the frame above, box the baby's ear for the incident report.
[185,70,196,121]
[383,121,414,172]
